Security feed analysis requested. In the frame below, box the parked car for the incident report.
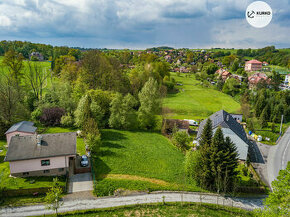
[80,155,89,167]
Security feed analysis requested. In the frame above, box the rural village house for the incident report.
[5,121,37,145]
[244,59,262,72]
[5,133,76,177]
[162,119,190,135]
[248,72,270,89]
[196,110,249,161]
[216,68,232,81]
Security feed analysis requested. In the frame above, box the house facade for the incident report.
[248,72,270,89]
[5,121,37,145]
[285,74,290,87]
[245,59,262,71]
[5,132,76,177]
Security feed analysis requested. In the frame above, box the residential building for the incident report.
[248,72,270,88]
[5,132,76,177]
[245,59,262,71]
[216,68,232,81]
[5,121,37,145]
[162,119,190,135]
[29,52,44,61]
[285,74,290,87]
[196,110,249,161]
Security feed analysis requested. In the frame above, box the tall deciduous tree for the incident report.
[0,75,28,124]
[2,50,24,93]
[138,78,161,129]
[25,61,49,101]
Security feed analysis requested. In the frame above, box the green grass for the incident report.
[93,129,202,196]
[267,65,289,74]
[0,57,54,91]
[43,202,254,217]
[163,73,241,120]
[43,127,86,155]
[1,195,46,207]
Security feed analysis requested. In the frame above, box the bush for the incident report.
[40,107,65,126]
[172,131,190,150]
[185,150,202,182]
[60,113,74,127]
[31,108,42,122]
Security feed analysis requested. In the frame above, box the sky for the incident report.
[0,0,289,49]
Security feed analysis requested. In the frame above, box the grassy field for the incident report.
[43,127,86,155]
[44,203,254,217]
[163,73,240,120]
[93,129,202,196]
[0,56,55,91]
[267,65,289,74]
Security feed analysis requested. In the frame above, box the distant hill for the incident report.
[147,46,174,51]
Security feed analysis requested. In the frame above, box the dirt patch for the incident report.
[100,174,173,186]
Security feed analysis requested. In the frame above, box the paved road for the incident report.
[0,192,265,217]
[267,127,290,188]
[68,173,93,193]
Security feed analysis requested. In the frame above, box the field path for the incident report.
[0,192,265,216]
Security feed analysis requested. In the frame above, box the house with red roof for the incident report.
[245,59,262,72]
[216,68,232,81]
[248,72,270,88]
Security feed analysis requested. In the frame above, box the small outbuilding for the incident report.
[5,121,37,145]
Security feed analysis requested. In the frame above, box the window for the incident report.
[43,170,50,174]
[22,172,29,176]
[41,160,50,166]
[58,168,64,172]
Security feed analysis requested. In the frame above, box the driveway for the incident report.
[68,173,93,193]
[0,192,265,217]
[267,127,290,188]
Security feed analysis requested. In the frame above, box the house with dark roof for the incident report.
[196,110,249,161]
[5,121,37,145]
[5,132,76,177]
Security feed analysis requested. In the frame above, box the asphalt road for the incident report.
[0,192,265,217]
[267,127,290,188]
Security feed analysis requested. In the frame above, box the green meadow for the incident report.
[93,129,202,196]
[163,73,241,120]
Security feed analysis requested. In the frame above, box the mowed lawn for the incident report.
[93,129,202,196]
[163,73,240,120]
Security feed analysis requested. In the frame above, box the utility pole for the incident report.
[279,114,284,135]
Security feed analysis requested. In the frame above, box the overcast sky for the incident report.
[0,0,289,49]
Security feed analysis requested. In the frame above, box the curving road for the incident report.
[267,127,290,188]
[0,192,265,217]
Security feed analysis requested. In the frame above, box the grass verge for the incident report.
[41,202,254,217]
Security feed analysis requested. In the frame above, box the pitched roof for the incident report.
[197,110,249,145]
[213,128,249,161]
[5,132,76,162]
[5,121,37,134]
[246,59,262,64]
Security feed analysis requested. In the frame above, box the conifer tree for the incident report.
[199,118,213,148]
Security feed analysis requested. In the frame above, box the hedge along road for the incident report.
[0,192,266,217]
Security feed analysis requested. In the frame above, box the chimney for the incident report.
[37,135,42,146]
